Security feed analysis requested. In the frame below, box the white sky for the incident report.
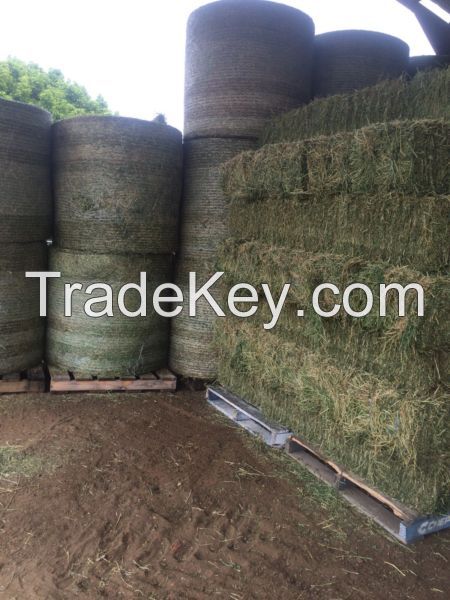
[0,0,448,131]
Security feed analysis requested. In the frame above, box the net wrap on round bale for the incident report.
[53,116,183,254]
[185,0,315,139]
[0,243,47,374]
[0,99,52,243]
[313,30,410,98]
[46,249,173,377]
[170,137,256,380]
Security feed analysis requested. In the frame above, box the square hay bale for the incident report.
[260,67,450,145]
[215,319,450,514]
[226,194,450,274]
[222,120,450,200]
[218,240,449,385]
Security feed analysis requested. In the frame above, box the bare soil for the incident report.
[0,390,448,599]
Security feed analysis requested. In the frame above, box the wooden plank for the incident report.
[155,368,177,381]
[50,378,176,393]
[289,437,417,522]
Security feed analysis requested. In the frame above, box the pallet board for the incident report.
[49,367,177,393]
[207,387,292,448]
[286,437,450,544]
[207,386,450,544]
[0,366,46,394]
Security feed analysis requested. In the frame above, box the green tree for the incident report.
[0,58,110,120]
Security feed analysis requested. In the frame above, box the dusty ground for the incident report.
[0,390,448,599]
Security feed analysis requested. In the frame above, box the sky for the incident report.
[0,0,448,131]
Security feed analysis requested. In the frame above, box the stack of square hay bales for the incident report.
[217,69,450,515]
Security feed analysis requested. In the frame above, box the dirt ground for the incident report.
[0,391,448,599]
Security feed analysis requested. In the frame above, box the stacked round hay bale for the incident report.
[0,99,52,375]
[170,0,315,379]
[48,116,183,377]
[313,30,410,98]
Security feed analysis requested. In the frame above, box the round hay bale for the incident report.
[53,116,183,254]
[179,137,256,259]
[313,30,410,98]
[0,99,52,243]
[408,55,450,76]
[185,0,315,139]
[46,249,173,376]
[0,242,47,374]
[169,257,226,380]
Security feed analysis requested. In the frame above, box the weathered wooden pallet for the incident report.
[49,367,177,393]
[0,366,46,394]
[286,436,450,544]
[207,387,292,447]
[207,386,450,543]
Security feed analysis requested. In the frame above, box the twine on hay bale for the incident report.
[260,67,450,145]
[0,243,47,374]
[313,30,409,98]
[52,116,183,255]
[184,0,315,139]
[46,249,174,377]
[0,98,52,243]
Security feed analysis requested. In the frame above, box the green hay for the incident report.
[0,446,44,478]
[223,120,450,200]
[215,320,450,514]
[219,240,449,353]
[226,194,449,274]
[218,240,449,390]
[260,67,450,145]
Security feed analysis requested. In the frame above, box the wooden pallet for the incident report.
[49,367,177,393]
[206,386,450,544]
[286,436,450,544]
[207,387,292,447]
[0,366,46,394]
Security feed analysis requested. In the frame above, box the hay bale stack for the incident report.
[185,0,315,139]
[260,67,450,145]
[53,116,183,254]
[48,115,183,376]
[47,249,173,376]
[216,320,449,514]
[0,99,52,242]
[409,55,450,76]
[170,138,256,380]
[313,30,409,98]
[226,194,449,274]
[217,115,450,513]
[225,120,450,202]
[0,243,47,374]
